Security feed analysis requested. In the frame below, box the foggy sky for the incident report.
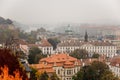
[0,0,120,24]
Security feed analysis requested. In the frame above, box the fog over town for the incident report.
[0,0,120,80]
[0,0,120,33]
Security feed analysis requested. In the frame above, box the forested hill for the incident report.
[0,17,19,43]
[0,17,13,25]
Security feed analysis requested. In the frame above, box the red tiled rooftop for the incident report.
[40,39,52,47]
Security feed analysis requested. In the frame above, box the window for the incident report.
[74,69,76,73]
[67,70,72,75]
[58,69,60,74]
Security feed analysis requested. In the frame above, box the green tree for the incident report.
[48,38,60,50]
[28,47,47,64]
[6,19,13,24]
[50,73,60,80]
[70,49,89,59]
[16,50,27,59]
[92,53,100,58]
[30,67,38,80]
[72,61,120,80]
[39,72,49,80]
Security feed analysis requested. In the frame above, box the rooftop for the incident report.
[58,40,115,46]
[30,53,81,73]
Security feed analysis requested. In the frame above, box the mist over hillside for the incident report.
[1,16,120,37]
[13,21,120,36]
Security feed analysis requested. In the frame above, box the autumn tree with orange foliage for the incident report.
[0,65,22,80]
[0,49,28,80]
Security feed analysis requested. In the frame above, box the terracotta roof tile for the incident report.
[31,53,81,73]
[40,39,52,47]
[58,40,115,46]
[18,39,28,45]
[109,56,120,67]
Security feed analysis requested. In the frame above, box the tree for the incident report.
[48,38,60,50]
[0,65,23,80]
[30,67,38,80]
[70,49,89,59]
[6,19,13,24]
[0,49,28,80]
[92,53,100,58]
[16,50,27,59]
[72,61,120,80]
[39,72,49,80]
[50,73,60,80]
[28,47,47,64]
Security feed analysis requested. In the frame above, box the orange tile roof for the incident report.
[40,39,52,47]
[40,53,81,67]
[18,39,28,45]
[64,61,73,65]
[28,44,38,47]
[64,65,75,68]
[38,68,55,73]
[31,53,81,73]
[40,53,77,63]
[109,56,120,66]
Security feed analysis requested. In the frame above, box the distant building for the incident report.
[18,38,53,55]
[107,56,120,77]
[57,40,116,58]
[110,40,120,54]
[28,38,53,54]
[18,39,29,55]
[36,38,53,54]
[84,31,88,42]
[31,53,81,80]
[56,32,117,58]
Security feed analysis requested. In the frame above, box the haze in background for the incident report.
[0,0,120,25]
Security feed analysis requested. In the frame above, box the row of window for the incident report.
[110,66,120,77]
[59,46,116,50]
[59,48,116,53]
[57,67,80,75]
[43,47,53,50]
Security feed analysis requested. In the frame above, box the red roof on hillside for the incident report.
[30,53,81,73]
[39,39,52,47]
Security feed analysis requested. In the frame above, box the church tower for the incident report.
[84,31,88,42]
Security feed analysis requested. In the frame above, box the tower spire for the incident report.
[84,30,88,42]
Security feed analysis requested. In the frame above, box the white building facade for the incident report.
[31,53,81,80]
[57,40,117,58]
[35,39,53,54]
[107,56,120,78]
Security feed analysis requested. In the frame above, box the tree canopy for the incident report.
[50,73,60,80]
[70,49,89,59]
[29,67,38,80]
[92,53,100,58]
[0,49,28,80]
[39,72,49,80]
[72,61,119,80]
[28,47,47,64]
[48,38,60,50]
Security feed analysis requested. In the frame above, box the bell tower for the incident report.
[84,30,88,42]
